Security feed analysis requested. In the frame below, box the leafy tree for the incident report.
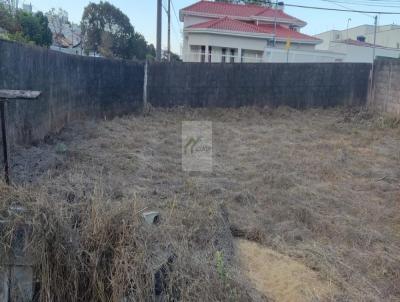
[0,3,18,32]
[162,50,181,62]
[0,4,52,46]
[147,43,156,59]
[17,11,52,47]
[81,1,154,60]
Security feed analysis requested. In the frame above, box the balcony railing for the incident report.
[183,52,264,63]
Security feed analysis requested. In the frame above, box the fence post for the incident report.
[143,60,148,108]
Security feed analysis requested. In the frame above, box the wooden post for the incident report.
[0,101,9,184]
[0,90,41,184]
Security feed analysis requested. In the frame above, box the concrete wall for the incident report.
[0,40,374,147]
[265,47,345,63]
[147,62,371,108]
[369,58,400,115]
[0,40,144,145]
[326,42,400,63]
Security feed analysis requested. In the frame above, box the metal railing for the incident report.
[182,52,264,63]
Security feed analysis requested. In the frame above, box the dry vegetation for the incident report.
[1,106,400,301]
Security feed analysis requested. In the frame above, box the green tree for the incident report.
[162,50,181,62]
[81,1,154,60]
[16,11,52,46]
[0,3,18,32]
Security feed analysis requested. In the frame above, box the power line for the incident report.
[162,2,180,36]
[320,0,400,8]
[319,0,374,18]
[161,0,180,53]
[284,3,400,14]
[170,0,181,29]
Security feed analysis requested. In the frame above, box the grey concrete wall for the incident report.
[0,40,374,149]
[147,62,371,108]
[369,58,400,115]
[0,40,144,145]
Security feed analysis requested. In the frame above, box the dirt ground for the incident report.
[9,106,400,301]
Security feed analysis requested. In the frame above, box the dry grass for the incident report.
[1,106,400,301]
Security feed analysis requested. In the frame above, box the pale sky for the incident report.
[27,0,400,54]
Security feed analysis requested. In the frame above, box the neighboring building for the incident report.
[328,38,400,63]
[315,24,400,62]
[180,0,344,63]
[315,24,400,50]
[46,10,84,56]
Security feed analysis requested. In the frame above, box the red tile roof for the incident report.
[187,17,320,42]
[189,17,261,32]
[257,23,320,41]
[181,1,305,26]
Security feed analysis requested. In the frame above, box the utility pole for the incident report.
[372,15,378,62]
[370,15,378,103]
[156,0,162,61]
[346,18,351,39]
[168,0,171,61]
[273,0,277,46]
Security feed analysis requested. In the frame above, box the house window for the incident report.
[230,49,235,63]
[221,48,227,63]
[241,49,245,63]
[208,46,212,63]
[201,46,205,63]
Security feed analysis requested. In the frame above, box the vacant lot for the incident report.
[4,106,400,301]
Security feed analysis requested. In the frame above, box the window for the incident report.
[221,48,227,63]
[230,49,235,63]
[397,42,400,49]
[201,46,205,63]
[208,46,212,63]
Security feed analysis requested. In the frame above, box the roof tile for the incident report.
[188,17,320,42]
[181,1,304,25]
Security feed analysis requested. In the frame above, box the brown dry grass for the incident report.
[1,106,400,301]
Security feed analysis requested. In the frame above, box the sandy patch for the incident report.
[236,239,336,302]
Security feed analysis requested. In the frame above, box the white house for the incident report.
[328,38,400,63]
[180,1,345,63]
[315,25,400,62]
[315,24,400,50]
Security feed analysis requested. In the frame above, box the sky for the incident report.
[27,0,400,54]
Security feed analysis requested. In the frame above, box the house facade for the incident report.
[180,1,344,63]
[315,26,400,63]
[315,24,400,51]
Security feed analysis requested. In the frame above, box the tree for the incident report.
[132,32,149,60]
[0,4,52,46]
[81,1,155,60]
[16,11,52,46]
[147,44,156,59]
[162,50,181,62]
[81,1,135,59]
[0,3,18,32]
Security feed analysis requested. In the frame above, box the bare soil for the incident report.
[6,106,400,301]
[236,238,336,301]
